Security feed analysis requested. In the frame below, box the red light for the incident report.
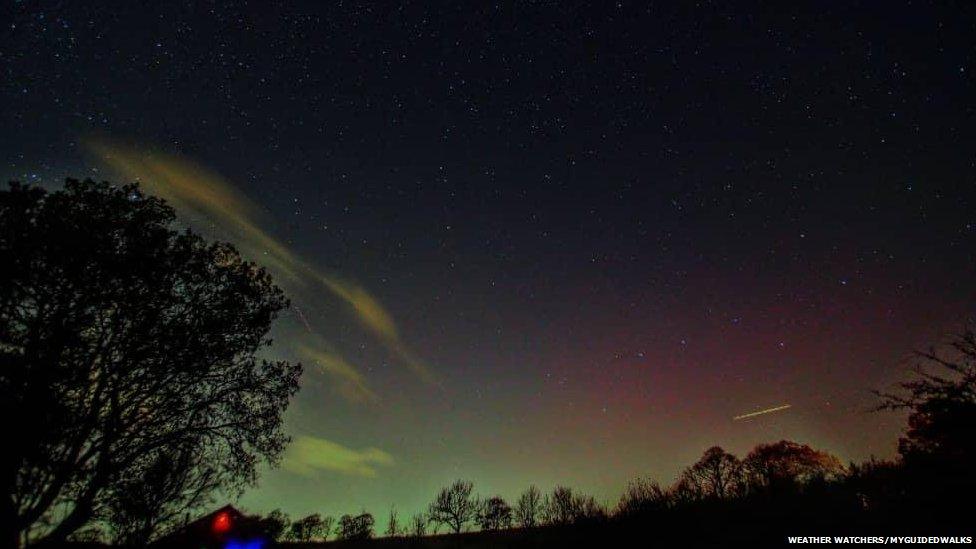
[212,511,232,534]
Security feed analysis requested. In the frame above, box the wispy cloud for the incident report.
[283,435,394,478]
[318,274,437,383]
[85,136,437,401]
[297,344,378,404]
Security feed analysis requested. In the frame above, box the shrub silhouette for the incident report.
[287,513,329,542]
[256,509,290,541]
[337,512,374,540]
[477,496,513,531]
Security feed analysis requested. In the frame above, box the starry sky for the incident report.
[3,1,975,523]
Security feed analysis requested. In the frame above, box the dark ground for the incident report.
[288,504,972,548]
[56,494,974,548]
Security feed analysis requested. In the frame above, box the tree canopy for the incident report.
[743,440,844,490]
[876,326,976,497]
[877,327,976,466]
[0,179,302,546]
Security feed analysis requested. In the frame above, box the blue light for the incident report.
[225,540,264,549]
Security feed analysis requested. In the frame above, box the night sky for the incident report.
[3,1,976,522]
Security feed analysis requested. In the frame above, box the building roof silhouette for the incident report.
[150,504,258,548]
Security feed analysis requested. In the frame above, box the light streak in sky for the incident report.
[733,404,792,421]
[293,305,314,335]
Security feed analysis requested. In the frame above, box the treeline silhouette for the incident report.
[4,180,974,547]
[240,327,976,545]
[237,440,967,546]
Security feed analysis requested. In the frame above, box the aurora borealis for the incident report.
[3,1,975,525]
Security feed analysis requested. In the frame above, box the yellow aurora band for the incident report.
[85,136,437,403]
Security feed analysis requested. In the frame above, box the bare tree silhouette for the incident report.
[385,506,400,537]
[577,495,607,523]
[542,486,604,525]
[669,476,703,506]
[0,180,301,547]
[409,513,427,537]
[543,486,578,526]
[427,479,479,534]
[616,478,671,517]
[514,485,543,528]
[679,446,743,500]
